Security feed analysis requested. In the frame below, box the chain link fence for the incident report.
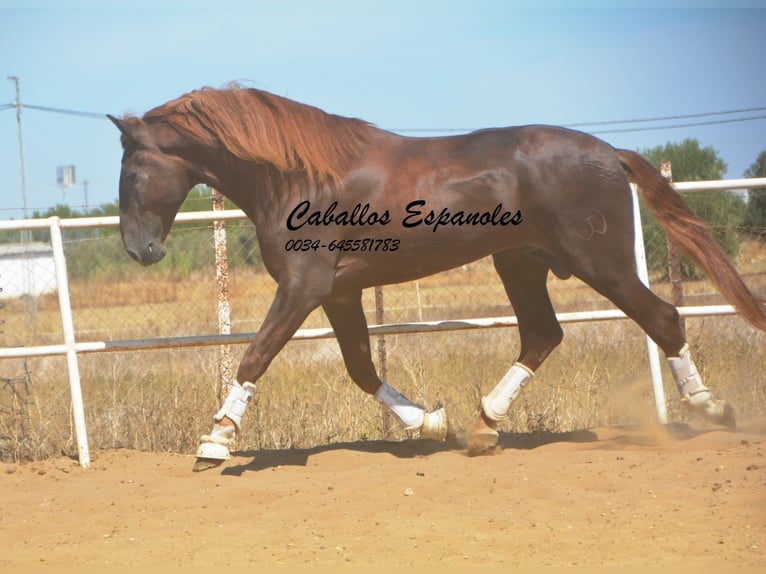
[1,187,765,462]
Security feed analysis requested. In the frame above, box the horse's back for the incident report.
[381,124,624,184]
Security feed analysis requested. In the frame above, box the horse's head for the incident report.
[108,115,192,266]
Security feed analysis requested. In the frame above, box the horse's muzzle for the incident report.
[125,240,167,267]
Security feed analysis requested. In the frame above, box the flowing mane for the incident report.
[143,85,382,184]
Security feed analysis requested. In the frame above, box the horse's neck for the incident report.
[206,156,305,230]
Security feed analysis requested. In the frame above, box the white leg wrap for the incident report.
[481,363,534,422]
[667,344,708,399]
[213,381,256,431]
[375,382,425,430]
[196,381,256,461]
[667,344,734,426]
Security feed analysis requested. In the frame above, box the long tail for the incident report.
[616,148,766,332]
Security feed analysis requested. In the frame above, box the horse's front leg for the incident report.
[194,276,324,471]
[323,290,449,441]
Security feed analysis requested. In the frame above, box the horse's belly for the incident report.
[332,227,520,289]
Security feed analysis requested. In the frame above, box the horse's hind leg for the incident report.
[573,250,736,429]
[469,251,564,454]
[322,290,449,440]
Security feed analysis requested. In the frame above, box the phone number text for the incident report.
[284,238,401,253]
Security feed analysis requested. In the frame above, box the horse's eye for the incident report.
[122,172,139,184]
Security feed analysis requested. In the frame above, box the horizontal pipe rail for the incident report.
[1,177,764,231]
[0,304,738,360]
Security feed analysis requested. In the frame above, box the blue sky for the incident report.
[1,1,765,219]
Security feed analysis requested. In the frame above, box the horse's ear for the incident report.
[107,114,130,136]
[107,114,158,150]
[107,114,139,148]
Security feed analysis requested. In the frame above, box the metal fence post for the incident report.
[630,186,668,424]
[374,285,393,436]
[212,189,233,398]
[49,216,90,467]
[660,161,687,338]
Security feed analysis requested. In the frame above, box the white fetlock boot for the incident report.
[195,381,256,467]
[668,345,736,429]
[480,362,534,423]
[421,407,448,441]
[469,363,534,455]
[374,383,448,441]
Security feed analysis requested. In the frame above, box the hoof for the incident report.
[710,400,736,430]
[467,429,499,457]
[192,441,230,473]
[421,407,449,441]
[192,435,231,472]
[193,428,232,472]
[684,394,737,430]
[467,413,500,456]
[192,457,225,473]
[720,401,737,430]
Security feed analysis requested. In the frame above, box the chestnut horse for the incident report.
[108,86,765,471]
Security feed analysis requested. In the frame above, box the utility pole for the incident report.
[8,76,31,242]
[8,76,35,326]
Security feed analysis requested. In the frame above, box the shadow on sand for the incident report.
[219,421,721,476]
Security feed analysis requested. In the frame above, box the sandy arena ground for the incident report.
[1,417,764,567]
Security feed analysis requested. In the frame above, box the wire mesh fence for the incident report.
[1,190,765,463]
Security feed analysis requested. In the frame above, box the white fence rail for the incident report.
[1,177,765,468]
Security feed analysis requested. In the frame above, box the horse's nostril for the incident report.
[126,248,140,263]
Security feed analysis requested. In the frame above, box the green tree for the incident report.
[88,200,120,218]
[639,139,746,280]
[30,204,85,242]
[744,149,766,235]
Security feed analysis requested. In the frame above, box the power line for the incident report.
[591,114,766,135]
[0,102,106,119]
[2,99,765,134]
[392,106,766,134]
[22,103,106,119]
[566,106,766,128]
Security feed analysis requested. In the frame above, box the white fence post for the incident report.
[48,216,91,468]
[630,185,668,424]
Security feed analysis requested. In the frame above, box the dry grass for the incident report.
[1,241,765,462]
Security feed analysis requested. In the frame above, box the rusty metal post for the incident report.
[660,161,686,337]
[212,188,234,398]
[374,285,393,437]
